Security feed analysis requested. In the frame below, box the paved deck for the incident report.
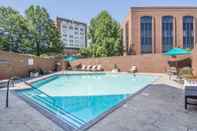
[0,91,64,131]
[0,74,197,131]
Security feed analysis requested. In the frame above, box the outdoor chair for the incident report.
[184,79,197,109]
[128,65,137,76]
[81,65,87,71]
[96,65,104,71]
[91,65,97,72]
[167,67,178,80]
[86,65,92,71]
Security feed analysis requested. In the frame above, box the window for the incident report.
[69,26,73,30]
[141,16,152,53]
[80,28,84,31]
[62,25,67,29]
[80,37,84,39]
[162,16,173,52]
[183,16,194,49]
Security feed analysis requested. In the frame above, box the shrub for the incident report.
[178,67,193,79]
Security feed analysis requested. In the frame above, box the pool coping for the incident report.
[78,77,160,131]
[14,72,161,131]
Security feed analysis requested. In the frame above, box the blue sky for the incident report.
[0,0,197,23]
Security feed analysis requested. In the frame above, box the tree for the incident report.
[0,7,31,53]
[25,5,63,56]
[80,10,122,57]
[46,21,64,54]
[0,6,63,56]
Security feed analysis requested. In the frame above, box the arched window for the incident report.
[141,16,152,53]
[162,16,173,52]
[183,16,194,49]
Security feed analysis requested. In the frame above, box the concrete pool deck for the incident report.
[0,73,197,131]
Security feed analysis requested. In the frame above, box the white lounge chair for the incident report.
[86,65,92,71]
[96,65,104,71]
[81,65,87,71]
[129,65,137,73]
[167,67,178,80]
[91,65,97,71]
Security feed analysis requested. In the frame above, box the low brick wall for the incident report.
[72,54,168,73]
[72,54,191,73]
[0,50,64,78]
[192,48,197,76]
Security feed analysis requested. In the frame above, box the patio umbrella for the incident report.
[164,48,192,71]
[164,48,192,56]
[64,56,80,62]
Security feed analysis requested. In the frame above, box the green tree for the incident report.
[0,6,63,55]
[0,7,31,53]
[25,5,63,56]
[80,10,122,57]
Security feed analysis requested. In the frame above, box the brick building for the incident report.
[122,7,197,55]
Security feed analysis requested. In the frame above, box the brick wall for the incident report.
[192,48,197,76]
[122,7,197,55]
[0,50,64,78]
[71,54,192,73]
[72,54,167,73]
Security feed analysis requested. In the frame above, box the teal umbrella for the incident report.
[64,56,80,62]
[165,48,192,70]
[164,48,192,56]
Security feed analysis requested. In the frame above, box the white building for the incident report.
[56,17,87,54]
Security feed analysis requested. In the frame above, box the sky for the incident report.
[0,0,197,24]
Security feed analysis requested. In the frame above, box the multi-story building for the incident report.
[56,17,87,55]
[122,7,197,55]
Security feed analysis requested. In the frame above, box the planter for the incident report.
[30,72,39,78]
[112,69,120,73]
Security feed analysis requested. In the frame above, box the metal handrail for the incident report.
[6,78,15,108]
[24,81,86,125]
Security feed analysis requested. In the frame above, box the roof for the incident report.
[131,6,197,11]
[56,17,87,27]
[131,6,197,9]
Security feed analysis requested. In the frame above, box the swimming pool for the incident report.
[17,73,158,130]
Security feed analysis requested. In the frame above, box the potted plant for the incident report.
[112,64,120,73]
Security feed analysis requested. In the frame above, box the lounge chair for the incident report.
[96,65,104,71]
[167,67,178,80]
[81,65,87,71]
[128,65,137,75]
[86,65,92,71]
[184,79,197,109]
[91,65,97,72]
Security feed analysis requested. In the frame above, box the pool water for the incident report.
[18,73,158,129]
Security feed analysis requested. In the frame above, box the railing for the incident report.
[5,78,15,108]
[24,82,85,127]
